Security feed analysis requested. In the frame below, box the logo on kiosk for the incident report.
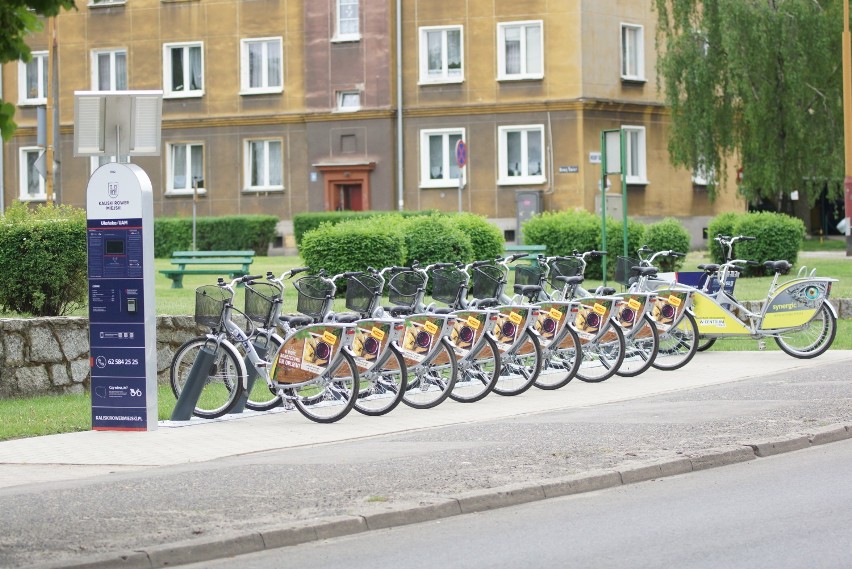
[108,182,119,199]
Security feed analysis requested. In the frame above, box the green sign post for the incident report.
[600,129,630,285]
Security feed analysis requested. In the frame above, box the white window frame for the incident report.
[19,147,46,201]
[497,124,546,186]
[165,142,206,195]
[18,51,48,105]
[91,49,128,91]
[419,128,466,189]
[623,125,648,185]
[336,90,361,112]
[497,21,543,81]
[163,42,204,98]
[243,138,284,192]
[334,0,360,42]
[620,23,645,82]
[240,37,283,95]
[88,0,127,8]
[692,160,715,186]
[419,25,464,85]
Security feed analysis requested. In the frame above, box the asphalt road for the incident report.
[186,438,852,569]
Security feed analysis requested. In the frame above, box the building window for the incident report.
[92,49,127,91]
[498,125,545,185]
[623,126,648,184]
[335,0,360,41]
[19,147,46,201]
[419,26,463,84]
[18,51,48,105]
[244,139,283,191]
[240,38,283,94]
[692,160,714,186]
[336,91,360,112]
[420,128,464,188]
[163,42,204,98]
[497,21,543,81]
[88,0,127,7]
[621,24,645,81]
[166,143,204,194]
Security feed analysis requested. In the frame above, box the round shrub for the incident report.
[0,202,87,316]
[733,212,805,275]
[522,209,600,259]
[452,213,504,261]
[402,213,474,266]
[299,216,406,277]
[597,217,646,279]
[706,212,744,263]
[642,217,691,272]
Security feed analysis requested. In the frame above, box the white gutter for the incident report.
[395,0,404,211]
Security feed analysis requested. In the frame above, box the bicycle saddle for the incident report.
[555,275,584,286]
[431,306,454,314]
[513,284,542,298]
[764,260,792,275]
[698,263,720,273]
[332,312,361,323]
[475,298,500,308]
[386,305,413,317]
[595,286,617,296]
[633,266,658,277]
[278,314,314,327]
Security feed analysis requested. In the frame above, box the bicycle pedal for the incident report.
[757,340,766,351]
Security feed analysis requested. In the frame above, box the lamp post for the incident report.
[844,0,852,255]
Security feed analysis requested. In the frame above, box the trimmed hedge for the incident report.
[0,202,87,316]
[453,212,505,261]
[706,212,742,263]
[299,216,406,278]
[154,215,278,258]
[403,214,474,267]
[706,211,805,274]
[642,217,691,272]
[293,210,436,246]
[598,217,647,279]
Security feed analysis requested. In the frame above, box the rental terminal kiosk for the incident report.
[75,91,162,431]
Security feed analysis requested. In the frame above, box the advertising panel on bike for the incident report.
[533,301,576,347]
[612,294,652,331]
[399,314,451,364]
[350,319,397,371]
[271,325,348,383]
[493,306,534,350]
[446,310,491,356]
[760,279,833,330]
[648,290,690,331]
[572,298,614,341]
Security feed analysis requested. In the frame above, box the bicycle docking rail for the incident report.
[171,345,218,421]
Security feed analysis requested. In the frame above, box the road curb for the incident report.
[38,424,851,569]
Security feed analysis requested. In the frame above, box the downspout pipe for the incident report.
[396,0,404,211]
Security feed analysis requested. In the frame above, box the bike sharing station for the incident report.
[74,91,162,431]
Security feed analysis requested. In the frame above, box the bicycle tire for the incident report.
[576,322,626,383]
[244,334,284,412]
[403,337,458,409]
[355,344,408,416]
[773,304,837,359]
[535,324,582,390]
[493,328,542,396]
[652,311,699,371]
[450,334,500,403]
[615,314,660,377]
[696,336,717,352]
[290,349,359,423]
[170,337,246,419]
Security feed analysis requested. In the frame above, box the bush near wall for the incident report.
[293,210,436,246]
[733,212,805,275]
[453,212,505,261]
[597,217,647,279]
[521,210,601,258]
[706,212,742,263]
[403,214,475,267]
[0,202,87,317]
[641,217,691,272]
[153,215,278,258]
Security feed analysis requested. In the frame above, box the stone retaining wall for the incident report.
[1,298,850,399]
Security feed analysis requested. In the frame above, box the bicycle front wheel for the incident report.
[170,337,245,419]
[652,311,699,371]
[493,329,542,396]
[535,325,582,390]
[774,304,837,359]
[696,336,716,352]
[576,322,625,383]
[291,350,359,423]
[244,334,284,412]
[403,338,458,409]
[355,344,408,416]
[450,334,500,403]
[615,314,659,377]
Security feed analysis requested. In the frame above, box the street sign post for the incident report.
[455,139,467,213]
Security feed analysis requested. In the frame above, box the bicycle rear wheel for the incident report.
[244,334,284,412]
[403,338,458,409]
[290,350,359,423]
[493,329,542,396]
[696,336,716,351]
[450,335,500,403]
[535,325,582,390]
[170,337,245,419]
[576,322,625,383]
[615,314,659,377]
[355,344,408,416]
[652,311,699,371]
[774,304,836,359]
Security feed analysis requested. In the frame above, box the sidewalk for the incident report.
[0,350,850,568]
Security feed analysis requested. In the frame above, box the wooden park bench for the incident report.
[160,250,255,289]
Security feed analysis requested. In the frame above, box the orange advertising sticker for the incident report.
[322,330,337,345]
[667,295,682,307]
[593,303,607,315]
[424,321,439,334]
[627,298,642,311]
[508,311,523,325]
[370,326,385,341]
[467,315,481,330]
[548,307,563,320]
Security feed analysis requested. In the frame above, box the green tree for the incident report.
[0,0,76,140]
[653,0,844,206]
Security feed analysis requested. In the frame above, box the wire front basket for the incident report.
[294,276,335,320]
[430,267,466,306]
[514,263,543,287]
[345,273,382,315]
[470,264,505,299]
[548,257,583,289]
[245,282,281,326]
[195,285,232,329]
[614,257,641,287]
[388,270,426,308]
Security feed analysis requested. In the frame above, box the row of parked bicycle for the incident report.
[170,235,838,423]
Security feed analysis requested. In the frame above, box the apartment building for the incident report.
[0,0,743,247]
